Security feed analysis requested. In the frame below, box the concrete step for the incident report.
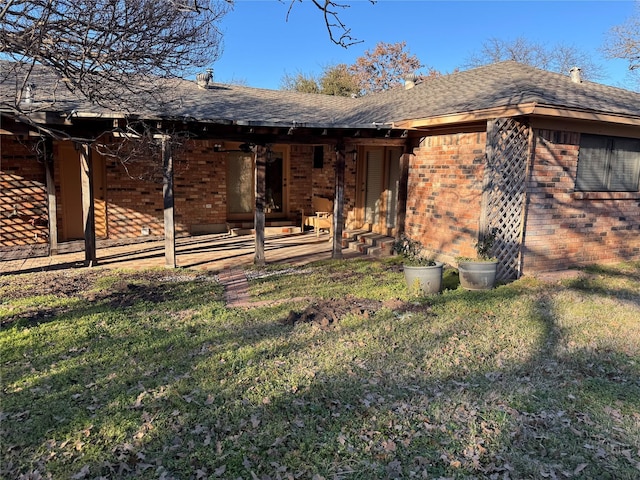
[342,230,394,258]
[229,225,302,236]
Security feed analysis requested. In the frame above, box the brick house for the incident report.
[1,61,639,276]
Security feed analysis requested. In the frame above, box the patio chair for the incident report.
[301,196,333,238]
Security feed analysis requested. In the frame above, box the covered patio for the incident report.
[0,231,369,275]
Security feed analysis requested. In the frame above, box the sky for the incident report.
[211,0,637,90]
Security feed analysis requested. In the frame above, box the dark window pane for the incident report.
[610,138,640,191]
[576,135,609,191]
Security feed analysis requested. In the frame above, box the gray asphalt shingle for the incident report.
[2,61,639,128]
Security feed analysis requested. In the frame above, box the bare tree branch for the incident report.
[604,2,640,71]
[286,0,375,48]
[1,0,232,111]
[465,37,604,81]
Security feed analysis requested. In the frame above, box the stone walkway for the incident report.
[217,269,252,308]
[217,268,311,309]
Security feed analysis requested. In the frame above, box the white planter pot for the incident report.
[403,262,444,295]
[458,260,498,290]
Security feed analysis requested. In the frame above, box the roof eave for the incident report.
[394,102,640,130]
[9,108,395,132]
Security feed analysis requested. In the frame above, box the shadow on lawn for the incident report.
[2,265,639,479]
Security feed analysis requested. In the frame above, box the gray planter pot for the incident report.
[458,260,499,290]
[403,262,444,295]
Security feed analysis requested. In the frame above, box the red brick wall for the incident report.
[174,140,227,233]
[523,129,640,273]
[289,145,314,220]
[406,131,487,261]
[104,151,166,239]
[0,137,49,247]
[90,140,343,241]
[103,139,228,239]
[294,144,357,223]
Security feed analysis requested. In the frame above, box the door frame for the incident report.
[226,144,290,221]
[356,146,403,236]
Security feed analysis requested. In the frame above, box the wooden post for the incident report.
[79,143,97,265]
[43,138,58,255]
[254,145,267,266]
[162,135,176,268]
[480,118,499,246]
[332,142,346,259]
[395,150,410,240]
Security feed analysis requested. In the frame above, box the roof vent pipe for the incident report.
[404,73,418,90]
[196,68,213,89]
[23,83,35,104]
[569,66,582,84]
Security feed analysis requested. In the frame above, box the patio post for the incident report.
[332,142,346,259]
[254,144,267,266]
[79,143,97,266]
[396,149,411,240]
[43,137,58,255]
[162,135,176,268]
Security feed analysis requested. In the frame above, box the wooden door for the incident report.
[57,142,107,240]
[365,148,384,227]
[58,142,83,241]
[363,147,401,236]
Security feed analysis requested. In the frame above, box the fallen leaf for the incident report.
[134,392,146,409]
[251,414,261,428]
[196,469,208,479]
[574,463,588,475]
[382,440,397,452]
[71,465,90,479]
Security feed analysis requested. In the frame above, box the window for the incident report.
[576,134,640,192]
[313,146,324,169]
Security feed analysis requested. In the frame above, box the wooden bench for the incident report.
[301,196,333,238]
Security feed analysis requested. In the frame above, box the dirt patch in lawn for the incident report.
[0,270,104,300]
[284,295,431,328]
[0,270,216,328]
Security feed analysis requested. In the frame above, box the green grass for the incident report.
[1,261,639,479]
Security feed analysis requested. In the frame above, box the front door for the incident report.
[362,147,402,235]
[227,146,288,221]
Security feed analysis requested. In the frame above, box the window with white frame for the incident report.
[576,134,640,192]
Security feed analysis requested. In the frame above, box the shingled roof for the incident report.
[350,61,640,128]
[2,60,639,130]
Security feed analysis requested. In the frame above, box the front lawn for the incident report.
[1,260,639,479]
